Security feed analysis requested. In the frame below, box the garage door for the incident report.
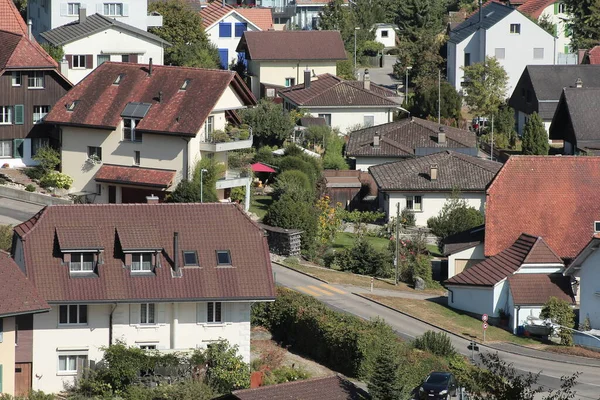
[455,259,484,275]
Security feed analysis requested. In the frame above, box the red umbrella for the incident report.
[251,162,276,173]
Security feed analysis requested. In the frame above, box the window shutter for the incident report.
[60,3,68,15]
[123,3,129,16]
[14,105,24,125]
[0,318,3,343]
[129,304,140,325]
[129,54,138,63]
[13,139,24,158]
[157,303,166,325]
[96,3,103,14]
[554,24,558,36]
[223,302,231,323]
[63,253,71,263]
[196,303,206,323]
[66,55,73,69]
[125,253,132,266]
[554,2,558,14]
[86,54,93,69]
[0,364,3,393]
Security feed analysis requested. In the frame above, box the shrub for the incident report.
[271,170,314,202]
[277,154,321,185]
[32,146,60,173]
[427,193,484,241]
[335,237,393,277]
[264,194,318,253]
[23,166,45,180]
[403,253,433,285]
[201,340,250,393]
[230,186,246,203]
[39,171,73,189]
[368,339,402,400]
[540,297,575,346]
[399,208,416,227]
[0,225,12,251]
[25,184,36,192]
[414,331,456,357]
[167,180,201,203]
[263,366,310,385]
[254,145,276,166]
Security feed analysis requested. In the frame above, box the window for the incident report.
[87,146,102,161]
[134,151,140,166]
[97,54,110,66]
[121,55,129,63]
[510,23,521,34]
[205,115,214,139]
[558,2,566,13]
[123,118,142,142]
[140,303,155,324]
[363,115,374,127]
[67,2,80,15]
[464,53,471,67]
[103,3,123,16]
[216,250,231,265]
[406,195,422,211]
[33,105,49,123]
[59,305,88,325]
[139,344,156,350]
[183,251,198,266]
[381,30,389,38]
[96,184,102,195]
[58,355,87,374]
[28,71,44,88]
[72,55,86,69]
[113,74,124,85]
[70,253,94,272]
[533,48,544,59]
[11,72,21,86]
[131,253,152,272]
[67,101,79,111]
[318,113,331,126]
[234,22,247,37]
[0,107,12,125]
[207,302,222,323]
[285,77,295,87]
[180,79,190,91]
[0,141,12,158]
[219,22,232,37]
[494,48,505,59]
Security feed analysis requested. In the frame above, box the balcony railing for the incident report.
[216,169,251,189]
[200,126,253,152]
[272,5,296,17]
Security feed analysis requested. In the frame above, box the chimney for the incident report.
[27,19,32,40]
[79,6,86,24]
[149,58,153,76]
[373,134,380,148]
[478,0,482,23]
[146,194,159,204]
[173,232,179,272]
[304,69,311,89]
[60,56,69,76]
[363,68,371,91]
[576,77,583,88]
[438,126,446,144]
[430,164,438,181]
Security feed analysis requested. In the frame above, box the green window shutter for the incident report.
[564,45,570,53]
[554,2,558,14]
[0,364,3,393]
[13,139,24,158]
[554,24,558,36]
[0,318,3,342]
[14,104,24,125]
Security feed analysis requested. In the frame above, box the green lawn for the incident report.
[250,195,272,220]
[426,244,443,257]
[331,232,390,251]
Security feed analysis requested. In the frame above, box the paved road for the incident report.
[273,264,600,399]
[0,197,43,225]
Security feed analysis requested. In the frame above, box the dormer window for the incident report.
[70,253,95,273]
[121,102,151,142]
[216,250,231,266]
[123,118,142,142]
[114,74,124,85]
[180,79,190,90]
[131,253,152,272]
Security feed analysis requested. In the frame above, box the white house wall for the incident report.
[447,243,485,278]
[251,60,337,97]
[449,31,478,91]
[447,285,494,316]
[0,317,17,396]
[0,139,38,168]
[374,26,396,48]
[61,28,165,84]
[539,3,571,54]
[205,13,260,68]
[578,249,600,330]
[304,107,394,135]
[355,156,401,172]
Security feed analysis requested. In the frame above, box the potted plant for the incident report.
[211,130,230,143]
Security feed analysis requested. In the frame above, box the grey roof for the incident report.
[449,2,515,44]
[40,13,170,46]
[442,225,485,256]
[346,117,477,157]
[369,151,501,192]
[556,88,600,143]
[538,101,558,120]
[526,65,600,100]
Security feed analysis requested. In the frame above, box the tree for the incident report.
[198,340,250,393]
[40,43,64,63]
[264,194,318,253]
[239,100,294,147]
[563,0,600,50]
[167,159,225,203]
[271,170,314,202]
[540,297,575,346]
[336,58,356,80]
[522,112,549,155]
[427,193,484,241]
[323,133,348,170]
[411,80,462,120]
[335,237,392,277]
[537,14,556,37]
[368,340,402,400]
[494,103,517,148]
[148,0,219,68]
[0,225,12,251]
[462,57,508,118]
[278,155,321,185]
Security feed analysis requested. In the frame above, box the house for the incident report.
[548,87,600,155]
[43,61,256,208]
[442,224,485,279]
[446,233,574,333]
[0,251,50,397]
[346,117,478,171]
[322,169,377,211]
[447,1,555,96]
[373,23,397,49]
[508,65,600,135]
[518,0,573,58]
[215,375,368,400]
[236,30,347,99]
[369,151,501,226]
[40,10,170,84]
[200,3,273,69]
[0,0,72,167]
[580,46,600,64]
[27,0,163,41]
[10,202,276,394]
[279,71,401,133]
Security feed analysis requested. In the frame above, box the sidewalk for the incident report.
[487,342,600,367]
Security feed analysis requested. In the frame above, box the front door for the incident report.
[108,185,116,204]
[14,363,31,397]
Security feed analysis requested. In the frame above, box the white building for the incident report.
[27,0,162,40]
[40,11,169,84]
[10,202,276,394]
[447,1,555,96]
[518,0,572,56]
[369,151,501,226]
[373,23,397,49]
[441,225,485,279]
[200,2,273,69]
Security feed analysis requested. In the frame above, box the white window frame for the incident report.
[131,253,152,272]
[406,195,422,212]
[139,344,157,350]
[318,113,331,126]
[97,54,110,66]
[58,354,88,375]
[58,304,88,326]
[72,55,86,69]
[123,118,141,142]
[285,77,295,87]
[70,252,95,273]
[11,72,21,86]
[380,30,389,38]
[0,106,12,125]
[363,115,375,127]
[207,301,222,323]
[28,71,44,89]
[510,23,521,34]
[0,140,13,158]
[103,3,123,16]
[140,303,156,325]
[558,2,566,13]
[134,150,140,166]
[67,2,80,15]
[205,115,214,140]
[33,105,49,123]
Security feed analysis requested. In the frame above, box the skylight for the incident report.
[180,79,190,90]
[216,250,231,265]
[66,100,79,111]
[183,251,198,266]
[114,74,124,85]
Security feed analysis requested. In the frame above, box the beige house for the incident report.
[44,61,256,208]
[236,30,347,99]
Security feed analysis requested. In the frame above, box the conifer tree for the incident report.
[522,113,549,155]
[368,341,402,400]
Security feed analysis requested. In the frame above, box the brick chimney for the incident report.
[373,134,380,148]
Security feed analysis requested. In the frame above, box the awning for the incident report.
[95,164,176,188]
[251,162,276,173]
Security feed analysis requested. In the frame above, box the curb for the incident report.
[272,261,330,284]
[353,293,600,368]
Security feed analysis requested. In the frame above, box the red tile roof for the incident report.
[95,164,176,188]
[200,3,273,31]
[446,234,562,286]
[485,156,600,259]
[14,203,275,302]
[586,46,600,65]
[0,250,50,318]
[44,62,256,135]
[518,0,556,19]
[0,30,58,71]
[237,31,347,61]
[0,0,27,35]
[236,8,273,31]
[508,273,574,305]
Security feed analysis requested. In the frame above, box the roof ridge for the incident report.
[523,235,564,264]
[16,206,49,239]
[102,61,236,75]
[448,151,501,172]
[342,80,398,104]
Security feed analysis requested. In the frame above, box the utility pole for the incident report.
[490,114,494,161]
[395,203,400,285]
[438,69,441,124]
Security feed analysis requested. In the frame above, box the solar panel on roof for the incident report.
[121,102,152,119]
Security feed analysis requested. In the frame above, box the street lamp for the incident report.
[200,168,208,203]
[405,66,412,103]
[354,27,360,78]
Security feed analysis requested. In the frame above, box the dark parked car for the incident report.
[418,372,457,400]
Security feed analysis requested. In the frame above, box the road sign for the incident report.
[482,314,488,322]
[483,322,488,330]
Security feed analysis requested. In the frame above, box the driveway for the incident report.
[273,263,600,399]
[0,197,43,225]
[357,55,402,93]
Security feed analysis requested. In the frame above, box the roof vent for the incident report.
[576,77,583,88]
[594,221,600,232]
[363,68,371,91]
[438,126,446,144]
[373,134,380,148]
[430,164,438,181]
[148,58,153,76]
[113,74,124,85]
[180,79,190,90]
[66,100,79,111]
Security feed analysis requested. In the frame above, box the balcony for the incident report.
[272,5,296,18]
[199,127,253,152]
[216,169,251,190]
[147,12,163,28]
